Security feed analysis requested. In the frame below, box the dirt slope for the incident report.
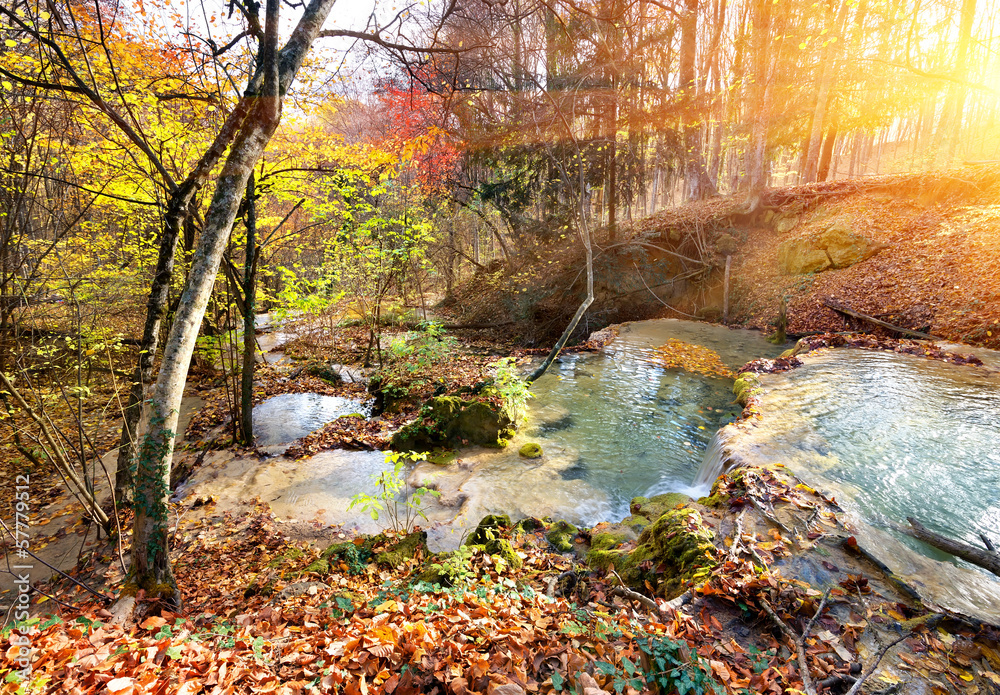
[724,167,1000,348]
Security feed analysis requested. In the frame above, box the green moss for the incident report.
[591,531,630,552]
[338,413,366,419]
[732,374,763,407]
[587,508,718,600]
[546,520,579,552]
[427,450,458,465]
[513,517,543,534]
[697,492,730,508]
[469,538,523,570]
[375,531,428,568]
[266,547,304,569]
[391,395,515,452]
[302,559,330,575]
[624,514,651,532]
[243,573,278,598]
[518,442,543,459]
[467,514,512,545]
[463,515,523,569]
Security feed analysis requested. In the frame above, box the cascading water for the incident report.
[690,432,730,496]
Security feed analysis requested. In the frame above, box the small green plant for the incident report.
[489,357,532,422]
[348,451,440,533]
[429,545,478,586]
[594,634,721,695]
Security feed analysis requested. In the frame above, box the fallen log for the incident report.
[905,517,1000,577]
[823,301,939,340]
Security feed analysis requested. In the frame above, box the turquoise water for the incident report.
[415,320,787,529]
[748,349,1000,558]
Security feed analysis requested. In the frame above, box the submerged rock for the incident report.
[519,442,543,459]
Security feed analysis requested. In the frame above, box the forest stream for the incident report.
[185,318,1000,624]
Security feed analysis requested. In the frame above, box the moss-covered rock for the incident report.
[467,514,512,545]
[513,517,543,534]
[321,538,378,574]
[306,361,343,384]
[302,559,330,575]
[587,508,718,600]
[623,514,651,532]
[546,520,579,552]
[733,373,763,407]
[519,442,543,459]
[697,479,731,508]
[375,531,428,568]
[630,493,692,522]
[474,537,523,570]
[391,395,515,452]
[463,515,523,569]
[243,573,278,598]
[266,548,304,569]
[591,530,632,552]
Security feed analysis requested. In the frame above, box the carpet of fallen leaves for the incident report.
[649,340,734,378]
[731,166,1000,349]
[7,461,1000,695]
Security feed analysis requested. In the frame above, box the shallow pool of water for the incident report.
[252,393,369,446]
[418,320,786,529]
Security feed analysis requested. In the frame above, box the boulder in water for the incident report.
[519,442,543,459]
[391,395,515,451]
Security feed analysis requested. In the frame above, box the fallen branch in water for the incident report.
[904,517,1000,577]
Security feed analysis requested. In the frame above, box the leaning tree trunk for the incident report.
[124,0,335,609]
[527,155,595,383]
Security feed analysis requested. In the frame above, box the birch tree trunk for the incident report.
[124,0,336,607]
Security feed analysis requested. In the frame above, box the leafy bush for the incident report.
[489,357,532,422]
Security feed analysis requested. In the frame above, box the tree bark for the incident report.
[125,0,336,607]
[816,120,838,181]
[745,0,774,209]
[680,0,718,200]
[240,172,257,446]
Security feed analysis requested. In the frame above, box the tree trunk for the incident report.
[113,201,186,507]
[680,0,718,200]
[745,0,774,209]
[945,0,977,163]
[125,0,335,608]
[240,173,257,446]
[816,120,838,181]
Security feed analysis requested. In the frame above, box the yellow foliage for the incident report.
[649,339,734,379]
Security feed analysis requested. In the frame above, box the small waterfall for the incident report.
[691,431,729,494]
